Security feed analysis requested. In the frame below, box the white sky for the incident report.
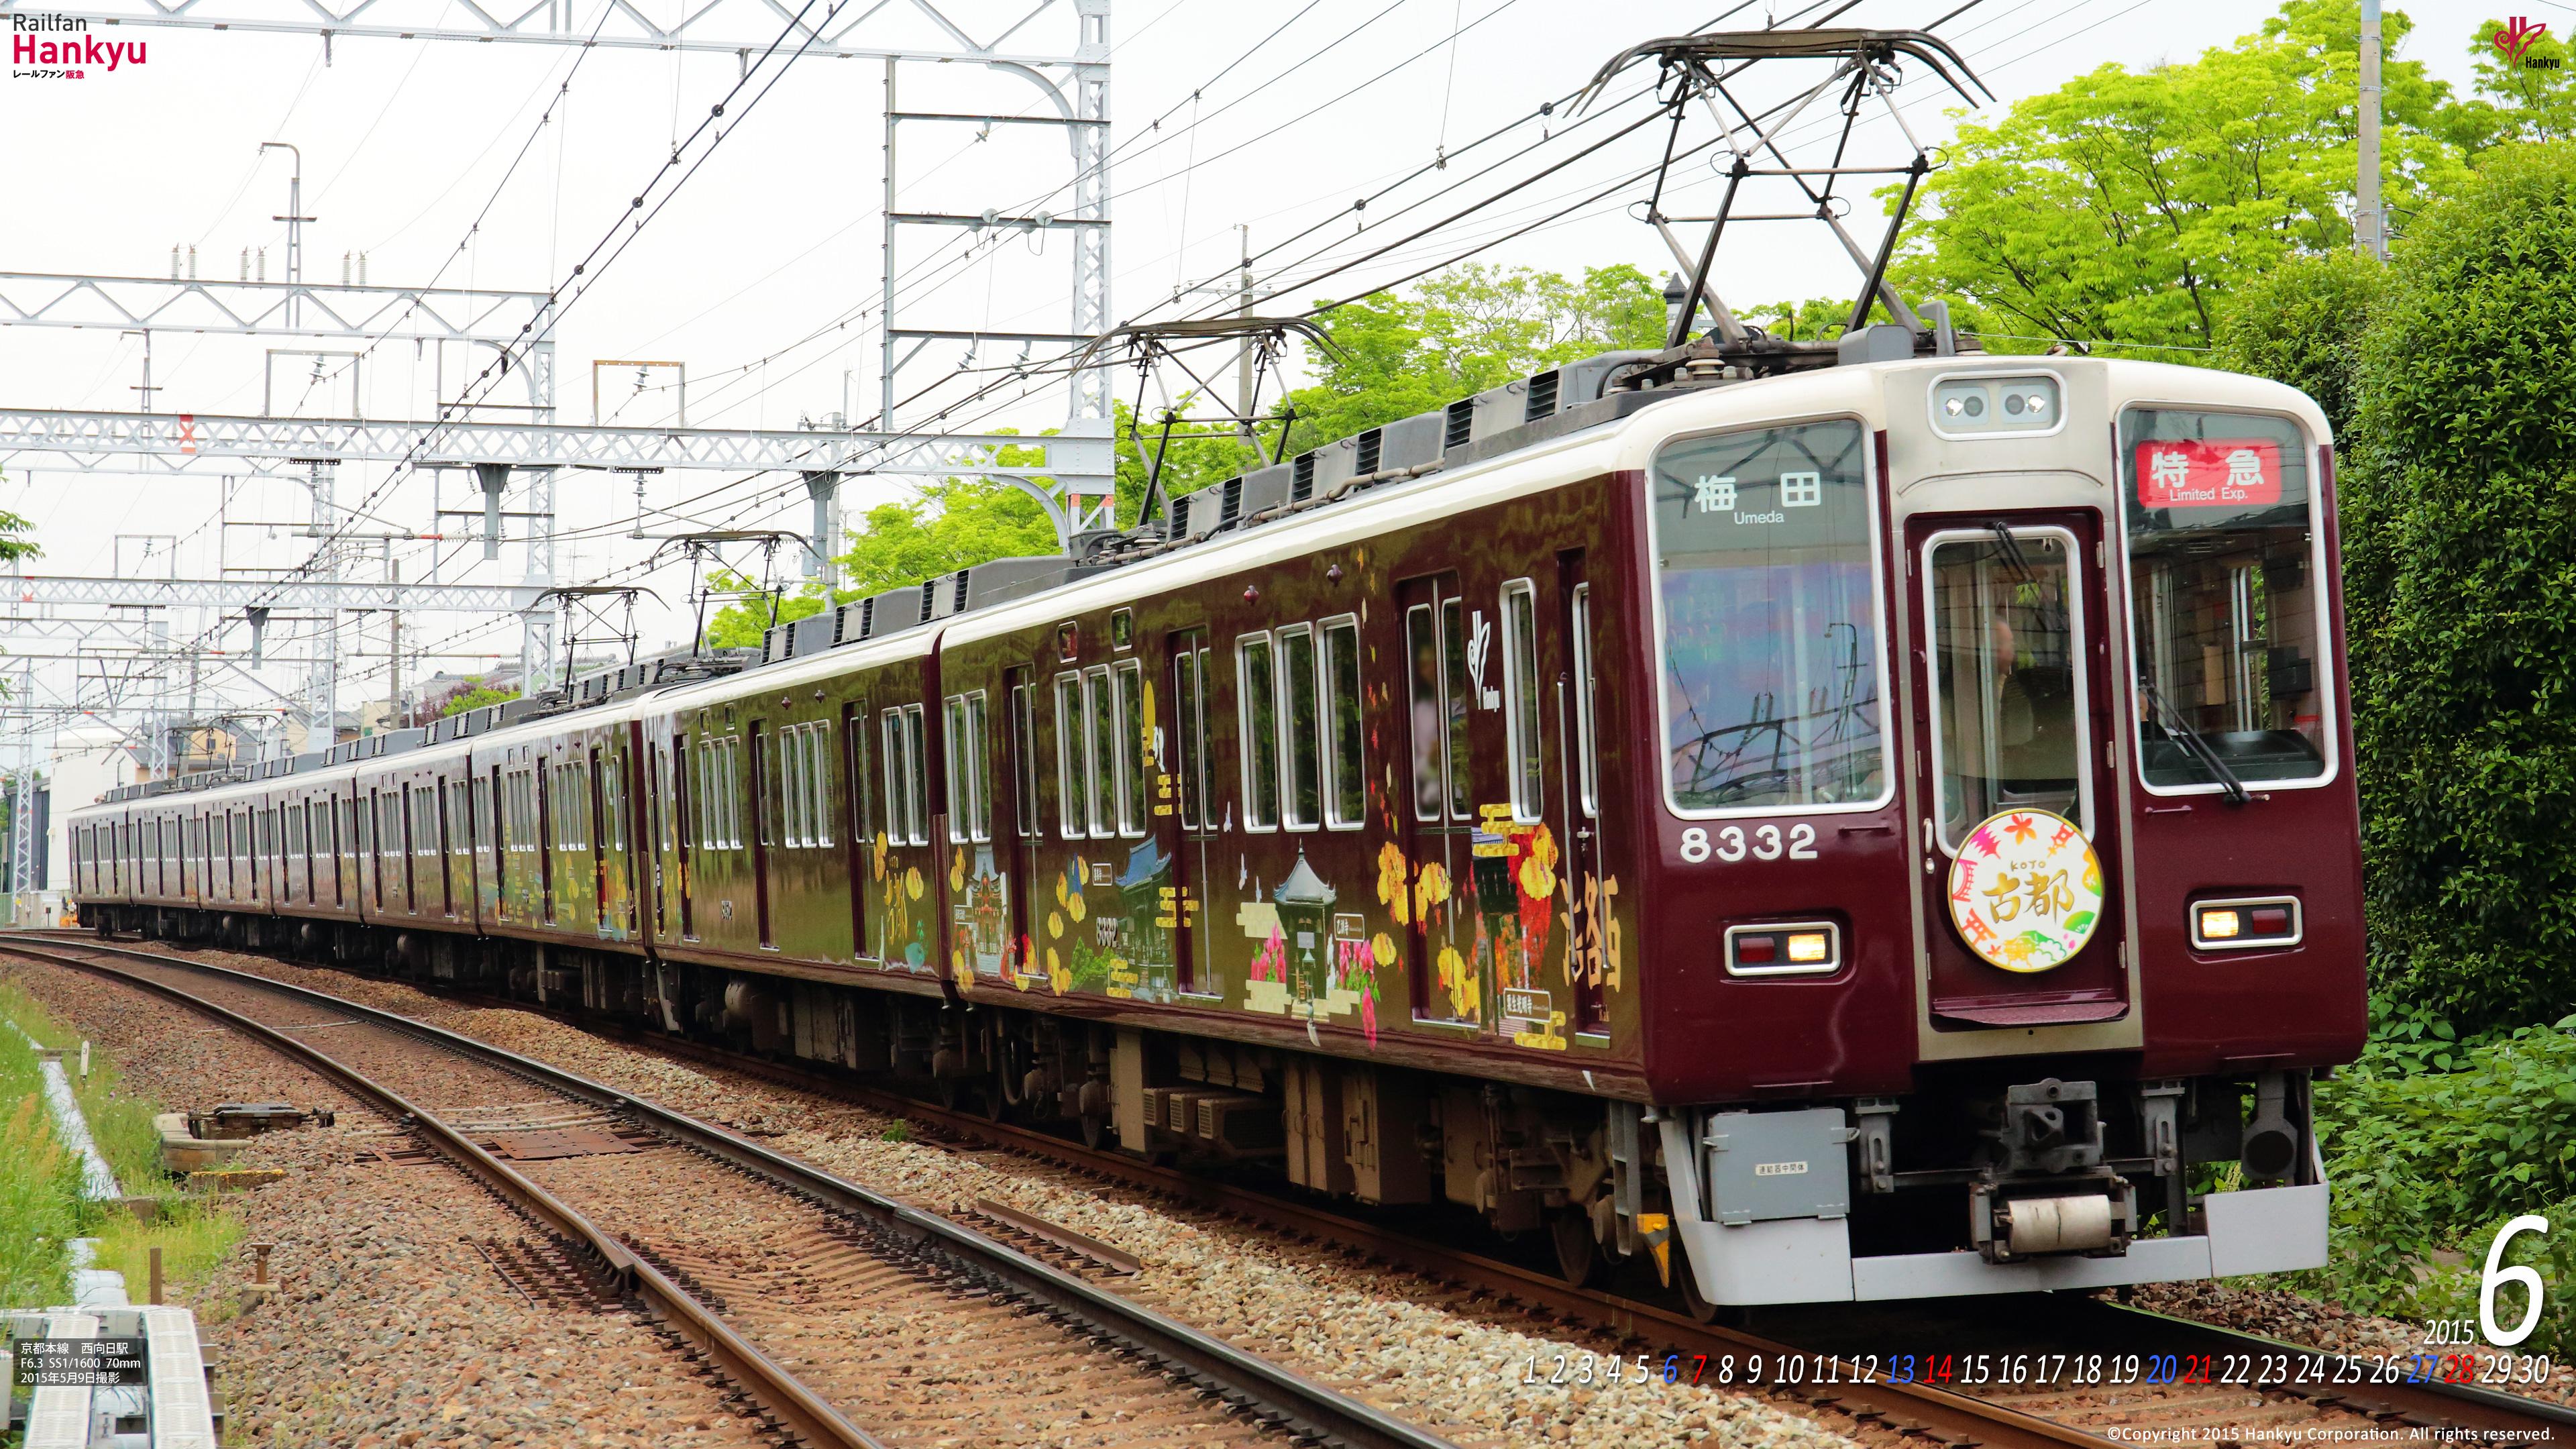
[0,0,2500,753]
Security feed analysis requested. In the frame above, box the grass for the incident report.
[0,981,241,1314]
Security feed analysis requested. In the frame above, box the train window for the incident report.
[1650,419,1884,814]
[880,706,928,846]
[810,722,837,848]
[1084,665,1118,839]
[1320,617,1364,830]
[1278,625,1322,830]
[1440,601,1474,819]
[943,692,992,844]
[1236,633,1282,831]
[1405,606,1446,822]
[1172,646,1211,831]
[1500,580,1544,822]
[1925,526,2091,850]
[1113,663,1146,838]
[725,736,747,849]
[1053,673,1087,840]
[1010,683,1040,840]
[1571,583,1601,818]
[2120,409,2329,791]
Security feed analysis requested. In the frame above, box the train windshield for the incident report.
[2119,409,2328,790]
[1650,420,1886,813]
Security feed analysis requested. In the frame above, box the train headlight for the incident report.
[2191,896,2302,951]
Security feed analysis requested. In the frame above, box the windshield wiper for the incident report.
[2140,680,2250,804]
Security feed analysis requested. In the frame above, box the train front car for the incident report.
[1627,354,2364,1307]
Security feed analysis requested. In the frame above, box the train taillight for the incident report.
[2190,896,2302,951]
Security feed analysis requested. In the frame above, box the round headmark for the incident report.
[1945,808,2105,973]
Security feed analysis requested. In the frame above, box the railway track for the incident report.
[0,933,1463,1449]
[19,930,2576,1448]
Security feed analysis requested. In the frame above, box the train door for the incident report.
[1906,511,2128,1026]
[1554,555,1611,1036]
[1397,574,1483,1028]
[1166,633,1216,996]
[1000,674,1039,983]
[837,706,867,960]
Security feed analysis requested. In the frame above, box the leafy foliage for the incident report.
[1282,262,1668,445]
[1890,0,2464,353]
[434,680,521,717]
[2209,248,2386,438]
[2292,1010,2576,1353]
[2341,140,2576,1032]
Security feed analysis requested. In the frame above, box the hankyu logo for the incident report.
[1752,1160,1811,1178]
[11,13,151,78]
[2494,16,2559,68]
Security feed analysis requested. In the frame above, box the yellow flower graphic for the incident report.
[949,847,967,894]
[1048,910,1065,940]
[904,865,925,901]
[1066,890,1088,924]
[951,947,966,974]
[1436,944,1478,1020]
[1055,873,1070,908]
[1517,826,1559,900]
[1047,947,1071,996]
[871,831,889,881]
[1414,860,1451,921]
[1371,931,1397,967]
[1374,843,1411,926]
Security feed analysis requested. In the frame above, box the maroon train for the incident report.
[68,329,2361,1305]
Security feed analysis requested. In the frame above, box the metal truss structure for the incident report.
[0,271,549,361]
[0,573,549,612]
[0,408,1107,481]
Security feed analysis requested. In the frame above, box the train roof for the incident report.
[82,335,2329,814]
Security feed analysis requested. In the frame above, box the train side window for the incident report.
[1113,663,1146,838]
[1173,647,1209,830]
[1440,599,1474,820]
[945,694,992,844]
[727,735,747,849]
[1571,582,1601,818]
[812,721,837,848]
[1236,633,1282,831]
[841,712,869,845]
[1501,579,1544,822]
[1083,664,1117,840]
[1010,683,1041,841]
[1320,616,1364,829]
[1278,623,1322,830]
[1405,605,1444,822]
[1053,672,1087,840]
[904,704,930,845]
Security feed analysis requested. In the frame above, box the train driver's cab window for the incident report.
[2120,409,2330,790]
[1925,527,2090,851]
[1650,419,1885,812]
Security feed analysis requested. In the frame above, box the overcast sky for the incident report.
[0,0,2501,748]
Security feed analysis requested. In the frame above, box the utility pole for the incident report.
[262,142,312,323]
[2356,0,2387,260]
[125,330,160,414]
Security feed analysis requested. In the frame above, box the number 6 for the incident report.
[2481,1214,2549,1347]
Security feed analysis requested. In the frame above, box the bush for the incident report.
[2343,140,2576,1032]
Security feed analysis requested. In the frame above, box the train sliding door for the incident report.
[1554,555,1611,1037]
[1397,573,1483,1030]
[1907,511,2127,1028]
[1165,632,1216,996]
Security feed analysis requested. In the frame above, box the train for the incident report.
[66,319,2363,1309]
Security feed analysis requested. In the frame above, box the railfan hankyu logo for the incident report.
[11,13,150,79]
[2495,16,2560,68]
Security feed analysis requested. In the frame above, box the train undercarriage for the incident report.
[83,901,2327,1307]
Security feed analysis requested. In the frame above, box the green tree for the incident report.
[2342,140,2576,1030]
[1888,0,2463,354]
[2444,18,2576,154]
[2209,248,2385,439]
[435,680,521,716]
[1283,262,1668,444]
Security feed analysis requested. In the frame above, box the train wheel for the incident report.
[1550,1208,1599,1287]
[934,1077,963,1112]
